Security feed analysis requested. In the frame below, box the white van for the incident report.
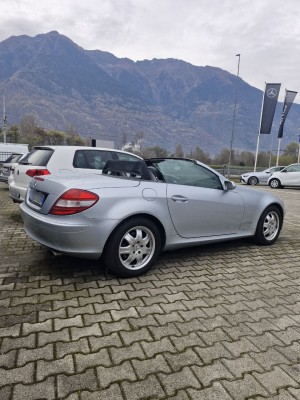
[0,143,29,162]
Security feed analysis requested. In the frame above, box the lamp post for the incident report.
[298,134,300,164]
[227,54,241,178]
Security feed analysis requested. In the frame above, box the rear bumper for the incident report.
[20,202,119,259]
[9,182,27,202]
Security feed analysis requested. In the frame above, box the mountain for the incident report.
[0,31,299,154]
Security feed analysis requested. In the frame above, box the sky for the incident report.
[1,0,300,102]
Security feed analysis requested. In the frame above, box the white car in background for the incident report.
[0,153,26,183]
[9,146,141,203]
[240,166,285,185]
[268,163,300,188]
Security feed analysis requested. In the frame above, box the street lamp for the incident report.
[227,54,241,178]
[298,134,300,163]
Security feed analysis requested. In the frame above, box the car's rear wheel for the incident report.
[248,176,258,185]
[269,178,281,188]
[103,217,161,277]
[254,206,282,245]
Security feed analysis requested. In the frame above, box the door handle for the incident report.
[171,195,188,202]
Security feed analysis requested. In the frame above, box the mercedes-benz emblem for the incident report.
[267,88,277,98]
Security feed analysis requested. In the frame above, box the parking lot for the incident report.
[1,182,300,400]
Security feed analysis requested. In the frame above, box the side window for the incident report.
[73,150,114,170]
[285,165,300,172]
[183,163,223,189]
[116,152,140,162]
[154,159,222,189]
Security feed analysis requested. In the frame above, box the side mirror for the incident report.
[224,181,236,191]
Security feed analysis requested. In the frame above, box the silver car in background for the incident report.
[20,158,285,278]
[240,166,285,185]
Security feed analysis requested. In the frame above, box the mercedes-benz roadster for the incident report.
[20,158,285,277]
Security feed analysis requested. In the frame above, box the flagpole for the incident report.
[227,53,241,178]
[276,137,282,166]
[254,83,266,172]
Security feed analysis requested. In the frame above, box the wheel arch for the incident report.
[256,202,284,230]
[103,213,167,253]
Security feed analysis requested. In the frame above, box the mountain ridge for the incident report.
[0,31,298,154]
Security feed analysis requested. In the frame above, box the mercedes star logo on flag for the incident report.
[267,88,277,98]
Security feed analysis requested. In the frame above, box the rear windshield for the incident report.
[4,154,23,163]
[20,149,54,166]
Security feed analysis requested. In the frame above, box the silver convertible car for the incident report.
[20,158,285,277]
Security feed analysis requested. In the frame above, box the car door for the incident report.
[162,160,245,238]
[281,164,300,186]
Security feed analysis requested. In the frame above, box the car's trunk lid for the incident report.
[25,173,141,215]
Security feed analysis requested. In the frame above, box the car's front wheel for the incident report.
[269,178,281,188]
[103,217,161,277]
[254,206,282,245]
[248,176,258,185]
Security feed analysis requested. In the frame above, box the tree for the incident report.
[283,142,298,162]
[174,144,184,158]
[6,125,20,143]
[20,114,37,137]
[142,146,169,158]
[187,146,211,164]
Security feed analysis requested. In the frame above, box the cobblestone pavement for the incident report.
[1,182,300,400]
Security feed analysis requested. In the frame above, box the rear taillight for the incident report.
[50,189,99,215]
[26,169,50,177]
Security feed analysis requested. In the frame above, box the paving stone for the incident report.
[57,369,98,398]
[22,319,53,335]
[0,362,34,385]
[192,360,233,387]
[110,342,145,364]
[81,384,123,400]
[38,327,70,346]
[222,337,259,357]
[100,319,131,336]
[158,366,202,396]
[89,331,122,352]
[17,343,54,366]
[120,327,153,345]
[0,348,17,368]
[131,354,171,379]
[75,348,111,372]
[83,310,112,326]
[70,322,102,340]
[122,375,165,400]
[253,366,299,394]
[13,376,55,400]
[0,386,11,400]
[222,373,269,399]
[1,332,36,353]
[54,315,83,331]
[164,348,202,372]
[197,327,231,346]
[37,354,75,381]
[188,382,233,400]
[97,360,136,388]
[141,336,176,358]
[39,307,67,322]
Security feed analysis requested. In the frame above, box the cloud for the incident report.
[0,0,300,100]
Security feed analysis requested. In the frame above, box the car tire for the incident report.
[103,217,161,278]
[254,206,282,246]
[269,178,281,189]
[248,176,258,185]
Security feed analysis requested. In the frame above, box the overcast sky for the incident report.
[1,0,300,102]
